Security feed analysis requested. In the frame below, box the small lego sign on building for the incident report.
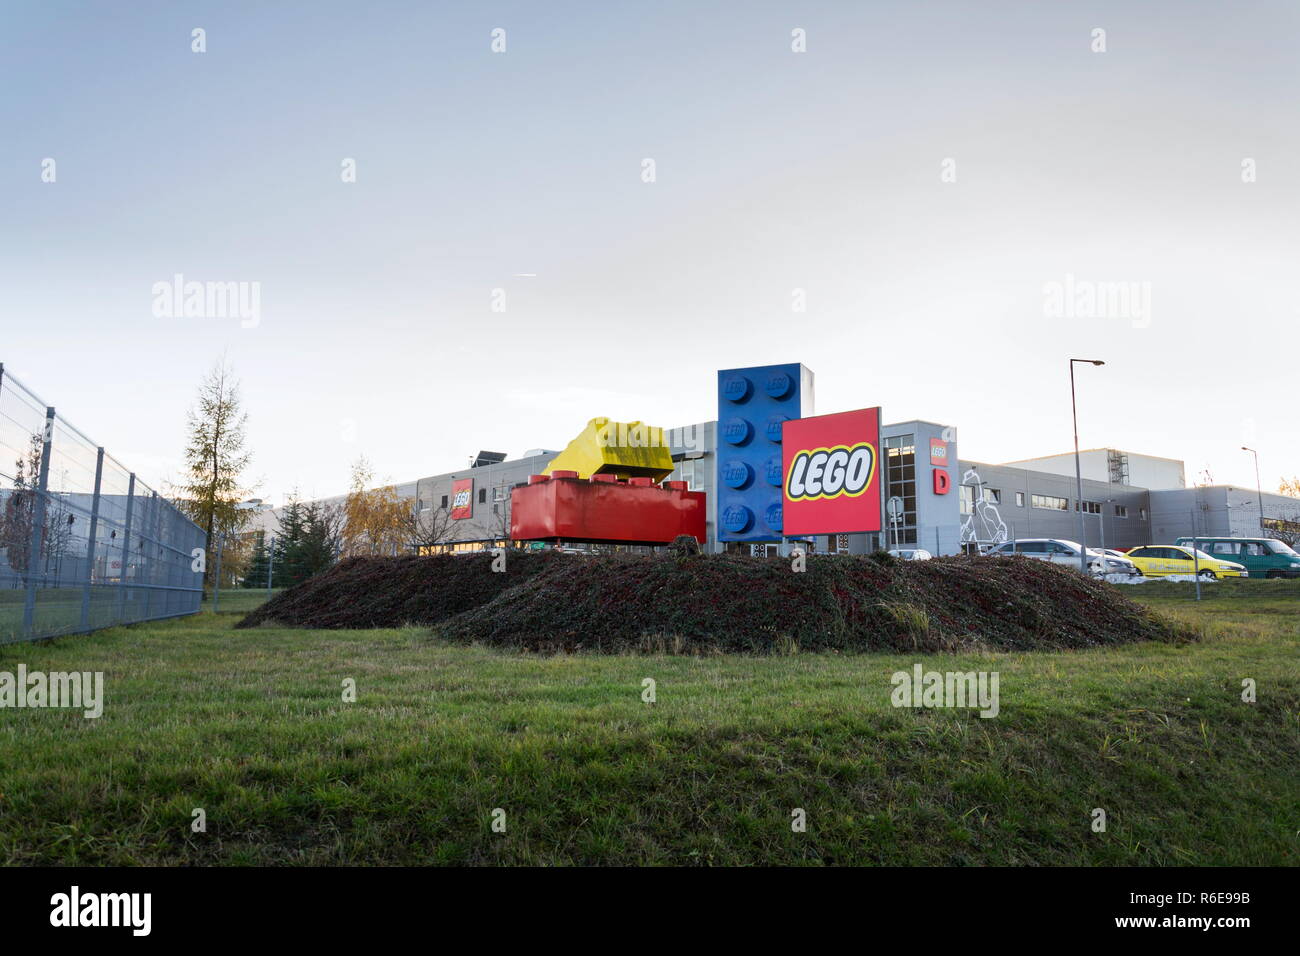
[450,478,474,520]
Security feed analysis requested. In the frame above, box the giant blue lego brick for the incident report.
[716,363,814,542]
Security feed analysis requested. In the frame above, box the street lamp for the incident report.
[1242,446,1264,534]
[1070,358,1105,574]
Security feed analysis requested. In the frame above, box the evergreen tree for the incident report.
[242,536,271,588]
[273,498,308,587]
[298,501,342,581]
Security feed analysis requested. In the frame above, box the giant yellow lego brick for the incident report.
[545,417,674,481]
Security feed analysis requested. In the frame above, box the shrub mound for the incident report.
[235,552,563,630]
[439,551,1191,653]
[240,551,1191,653]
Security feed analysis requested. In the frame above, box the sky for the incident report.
[2,0,1298,504]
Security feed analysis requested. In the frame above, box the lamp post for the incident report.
[1241,446,1264,535]
[1070,358,1105,574]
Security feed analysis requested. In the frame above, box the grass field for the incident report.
[0,580,1295,865]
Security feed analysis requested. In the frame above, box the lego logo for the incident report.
[932,444,947,460]
[786,443,876,501]
[452,490,470,508]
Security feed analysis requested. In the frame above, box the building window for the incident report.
[1075,500,1102,514]
[672,458,704,491]
[1015,492,1025,507]
[1032,494,1068,511]
[1140,508,1148,520]
[492,485,507,501]
[440,495,448,509]
[1115,505,1128,518]
[984,488,1001,505]
[959,484,975,516]
[884,435,917,545]
[478,488,486,504]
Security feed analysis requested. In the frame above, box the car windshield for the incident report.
[1265,540,1298,556]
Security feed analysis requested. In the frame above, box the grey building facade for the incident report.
[248,418,1298,559]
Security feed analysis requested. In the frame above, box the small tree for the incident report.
[341,457,408,557]
[403,503,460,553]
[175,362,254,588]
[272,496,342,587]
[272,497,308,584]
[488,478,515,547]
[242,536,271,588]
[1270,478,1300,547]
[0,433,42,583]
[296,501,343,581]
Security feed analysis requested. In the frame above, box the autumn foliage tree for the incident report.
[341,457,409,557]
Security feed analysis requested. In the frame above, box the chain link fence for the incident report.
[0,363,205,644]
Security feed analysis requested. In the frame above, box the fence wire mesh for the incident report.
[0,363,205,643]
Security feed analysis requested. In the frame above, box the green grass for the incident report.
[0,583,1295,866]
[207,588,286,614]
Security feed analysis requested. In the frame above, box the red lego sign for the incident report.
[782,407,882,536]
[930,437,949,466]
[450,478,474,520]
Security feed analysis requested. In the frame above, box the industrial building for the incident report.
[246,419,1300,558]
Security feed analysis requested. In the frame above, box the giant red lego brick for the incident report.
[510,475,706,545]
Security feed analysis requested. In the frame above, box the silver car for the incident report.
[986,538,1140,577]
[888,548,933,561]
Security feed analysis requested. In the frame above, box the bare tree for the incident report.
[403,504,460,553]
[1269,477,1300,547]
[0,433,42,584]
[489,478,514,546]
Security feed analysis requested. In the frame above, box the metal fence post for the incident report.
[79,446,105,632]
[118,473,136,621]
[267,534,274,594]
[21,407,55,638]
[213,532,224,612]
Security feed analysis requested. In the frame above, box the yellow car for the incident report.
[1124,545,1249,579]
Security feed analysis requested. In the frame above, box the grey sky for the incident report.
[2,1,1296,501]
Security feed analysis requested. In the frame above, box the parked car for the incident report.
[1173,537,1300,579]
[888,548,932,561]
[985,539,1139,577]
[1124,545,1248,579]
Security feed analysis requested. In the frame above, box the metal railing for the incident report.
[0,364,205,643]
